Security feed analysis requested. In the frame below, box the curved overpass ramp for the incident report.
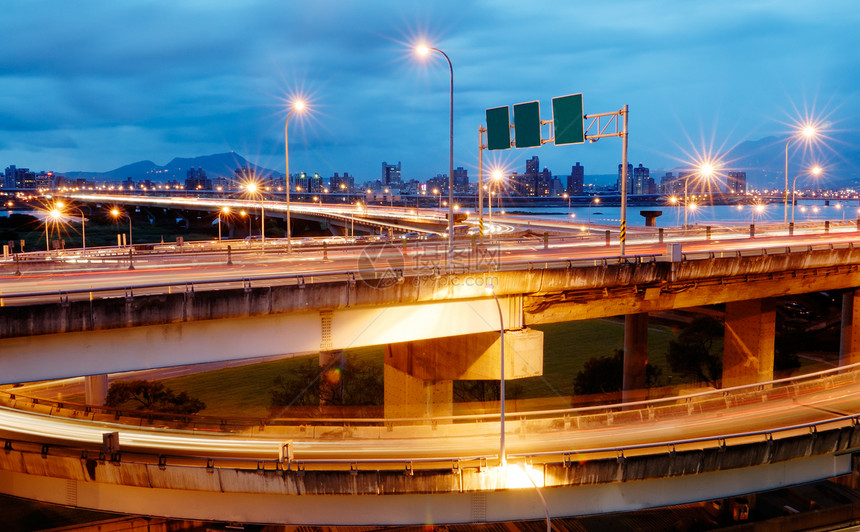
[1,366,859,525]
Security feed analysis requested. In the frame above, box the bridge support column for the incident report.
[840,290,860,366]
[722,299,775,388]
[384,328,544,419]
[84,374,108,406]
[383,364,453,419]
[623,313,649,402]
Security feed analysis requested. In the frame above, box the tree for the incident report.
[666,316,724,387]
[269,355,384,414]
[105,380,205,414]
[573,349,663,396]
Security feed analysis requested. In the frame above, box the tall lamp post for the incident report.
[488,169,502,234]
[684,163,713,228]
[45,207,62,252]
[486,283,506,466]
[244,182,265,249]
[284,100,306,255]
[218,206,231,241]
[791,166,823,224]
[56,201,85,250]
[416,44,454,269]
[784,125,817,223]
[110,208,132,247]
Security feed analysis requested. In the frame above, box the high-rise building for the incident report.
[616,163,633,193]
[536,167,553,197]
[514,156,540,196]
[382,161,401,186]
[452,167,468,193]
[727,171,747,195]
[4,165,36,190]
[567,163,584,196]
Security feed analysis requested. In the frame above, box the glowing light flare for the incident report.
[415,44,430,56]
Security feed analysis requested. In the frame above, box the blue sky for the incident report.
[0,0,857,182]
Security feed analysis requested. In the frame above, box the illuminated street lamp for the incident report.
[791,166,823,224]
[55,201,85,250]
[784,125,817,223]
[218,206,231,241]
[433,188,441,208]
[486,283,506,466]
[488,169,503,232]
[563,192,570,214]
[44,207,62,252]
[684,163,714,228]
[109,207,132,247]
[284,99,306,254]
[416,43,455,267]
[244,181,265,249]
[589,196,600,223]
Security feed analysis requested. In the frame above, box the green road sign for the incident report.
[552,93,584,145]
[485,106,511,150]
[513,101,541,148]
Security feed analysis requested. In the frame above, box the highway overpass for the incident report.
[2,222,860,524]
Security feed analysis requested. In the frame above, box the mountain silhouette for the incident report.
[64,152,279,183]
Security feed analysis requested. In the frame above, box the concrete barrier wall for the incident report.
[2,246,859,341]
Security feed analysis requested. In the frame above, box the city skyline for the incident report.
[0,1,857,184]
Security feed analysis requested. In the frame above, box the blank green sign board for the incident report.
[552,93,584,145]
[513,101,541,148]
[485,106,511,151]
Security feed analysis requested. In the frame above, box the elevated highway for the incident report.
[2,222,860,524]
[0,365,859,524]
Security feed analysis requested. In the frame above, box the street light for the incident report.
[244,181,265,249]
[791,166,823,224]
[55,201,85,251]
[109,207,132,247]
[784,125,817,223]
[44,207,62,252]
[486,283,506,466]
[684,163,714,228]
[488,169,503,233]
[218,206,231,241]
[563,192,570,214]
[416,43,454,268]
[285,99,306,254]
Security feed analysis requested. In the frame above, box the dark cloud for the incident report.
[0,0,857,178]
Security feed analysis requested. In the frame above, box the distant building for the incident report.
[185,167,212,191]
[616,163,633,193]
[514,156,540,196]
[632,163,656,195]
[4,165,36,190]
[35,171,55,190]
[309,172,324,193]
[330,172,354,193]
[567,163,584,196]
[727,171,747,195]
[382,161,401,186]
[453,166,468,193]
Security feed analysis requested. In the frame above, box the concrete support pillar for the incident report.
[840,290,860,367]
[623,313,649,402]
[383,329,544,419]
[723,299,776,387]
[383,359,453,420]
[84,374,108,406]
[318,349,344,405]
